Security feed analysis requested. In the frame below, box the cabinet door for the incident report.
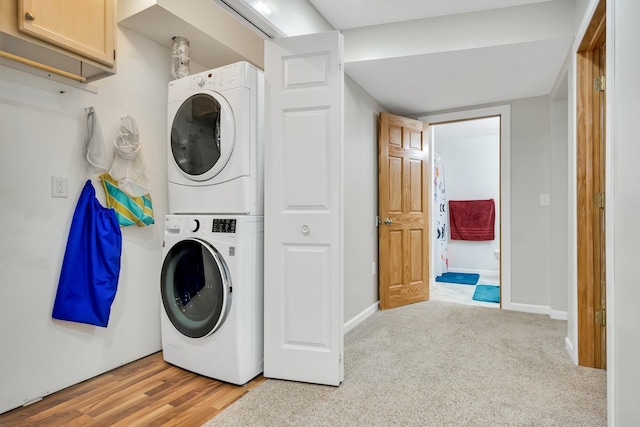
[18,0,114,66]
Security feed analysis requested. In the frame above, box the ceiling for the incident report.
[345,37,573,115]
[305,0,575,116]
[308,0,554,29]
[220,0,576,117]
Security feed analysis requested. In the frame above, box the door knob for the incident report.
[384,218,392,225]
[25,12,35,21]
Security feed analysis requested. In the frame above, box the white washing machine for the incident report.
[160,214,263,385]
[167,61,264,215]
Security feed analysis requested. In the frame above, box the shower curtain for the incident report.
[434,153,449,276]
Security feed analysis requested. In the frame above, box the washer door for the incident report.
[170,92,235,182]
[161,238,232,338]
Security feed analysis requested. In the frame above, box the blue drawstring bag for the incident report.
[52,180,122,327]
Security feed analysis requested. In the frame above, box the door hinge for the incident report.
[595,308,606,326]
[594,192,605,208]
[594,75,605,92]
[114,50,116,61]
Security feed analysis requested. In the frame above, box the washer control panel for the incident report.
[212,219,236,233]
[187,63,242,91]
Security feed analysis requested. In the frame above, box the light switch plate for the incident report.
[539,193,550,206]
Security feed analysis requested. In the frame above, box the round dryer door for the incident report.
[161,238,232,338]
[170,92,235,181]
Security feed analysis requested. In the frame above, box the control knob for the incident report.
[195,75,205,87]
[187,219,200,232]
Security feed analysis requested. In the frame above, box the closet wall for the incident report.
[0,28,176,414]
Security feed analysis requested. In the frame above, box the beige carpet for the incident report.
[203,301,607,426]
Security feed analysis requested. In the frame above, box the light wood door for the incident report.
[378,112,430,310]
[18,0,115,66]
[576,0,606,369]
[264,31,344,386]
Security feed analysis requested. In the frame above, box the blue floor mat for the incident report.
[472,285,500,303]
[435,272,480,285]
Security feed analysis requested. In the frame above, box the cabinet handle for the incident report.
[25,12,36,21]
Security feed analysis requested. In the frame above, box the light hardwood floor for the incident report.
[0,352,265,427]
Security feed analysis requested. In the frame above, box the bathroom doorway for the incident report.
[430,117,501,308]
[419,106,511,309]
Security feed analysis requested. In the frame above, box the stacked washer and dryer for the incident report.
[160,62,265,385]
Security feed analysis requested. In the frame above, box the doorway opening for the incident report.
[419,105,511,310]
[430,117,501,308]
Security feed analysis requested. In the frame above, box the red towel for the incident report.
[449,199,495,241]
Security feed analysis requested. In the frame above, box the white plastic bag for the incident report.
[84,107,108,173]
[108,116,150,197]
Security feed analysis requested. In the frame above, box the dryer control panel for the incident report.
[186,62,244,92]
[212,218,236,233]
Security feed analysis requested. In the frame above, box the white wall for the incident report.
[550,95,569,313]
[0,28,173,414]
[574,0,593,28]
[343,75,386,324]
[433,126,500,274]
[422,96,553,312]
[509,96,552,306]
[611,0,640,423]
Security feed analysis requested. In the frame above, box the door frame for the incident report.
[575,0,606,369]
[418,105,511,309]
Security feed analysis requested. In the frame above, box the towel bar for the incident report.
[0,50,86,83]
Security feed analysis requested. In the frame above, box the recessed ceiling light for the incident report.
[252,0,272,16]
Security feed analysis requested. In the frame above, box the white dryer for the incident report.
[167,62,264,215]
[160,214,263,385]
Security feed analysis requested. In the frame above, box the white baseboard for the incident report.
[565,337,577,364]
[504,302,549,315]
[549,309,568,320]
[446,268,500,278]
[344,302,379,334]
[504,302,568,320]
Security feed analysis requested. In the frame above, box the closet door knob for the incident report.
[384,218,392,225]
